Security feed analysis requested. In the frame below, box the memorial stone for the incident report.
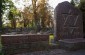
[54,1,83,40]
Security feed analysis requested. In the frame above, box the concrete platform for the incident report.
[59,38,85,50]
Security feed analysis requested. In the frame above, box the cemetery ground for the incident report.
[0,1,85,55]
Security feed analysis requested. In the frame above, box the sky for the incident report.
[12,0,71,11]
[48,0,71,8]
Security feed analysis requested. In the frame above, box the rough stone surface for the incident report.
[54,1,83,40]
[59,38,85,50]
[1,34,49,55]
[1,34,49,45]
[54,1,85,50]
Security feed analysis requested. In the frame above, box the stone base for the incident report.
[2,41,49,55]
[1,34,49,55]
[59,38,85,50]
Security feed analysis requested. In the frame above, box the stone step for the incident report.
[59,38,85,50]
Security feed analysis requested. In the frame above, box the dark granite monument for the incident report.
[54,1,85,50]
[54,1,83,40]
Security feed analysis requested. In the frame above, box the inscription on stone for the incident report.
[62,10,79,34]
[54,1,83,39]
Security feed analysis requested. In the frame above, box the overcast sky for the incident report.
[49,0,71,8]
[12,0,71,11]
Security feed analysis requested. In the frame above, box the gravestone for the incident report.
[54,1,83,40]
[54,1,85,50]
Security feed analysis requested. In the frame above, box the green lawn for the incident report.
[49,34,54,45]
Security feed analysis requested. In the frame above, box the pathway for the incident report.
[16,49,85,55]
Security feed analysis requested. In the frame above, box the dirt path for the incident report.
[16,49,85,55]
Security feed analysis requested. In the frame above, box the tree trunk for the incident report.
[24,18,27,27]
[32,0,38,32]
[0,0,3,33]
[11,19,16,29]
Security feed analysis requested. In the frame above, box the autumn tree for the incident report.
[37,0,53,30]
[6,0,53,32]
[22,6,33,27]
[20,0,53,32]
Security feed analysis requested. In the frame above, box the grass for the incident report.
[49,34,54,45]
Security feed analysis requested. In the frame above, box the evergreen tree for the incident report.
[71,0,75,6]
[0,0,3,33]
[79,0,85,37]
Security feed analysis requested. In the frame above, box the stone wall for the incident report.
[1,34,49,55]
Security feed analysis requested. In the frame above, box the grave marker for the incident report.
[54,1,85,50]
[54,1,83,40]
